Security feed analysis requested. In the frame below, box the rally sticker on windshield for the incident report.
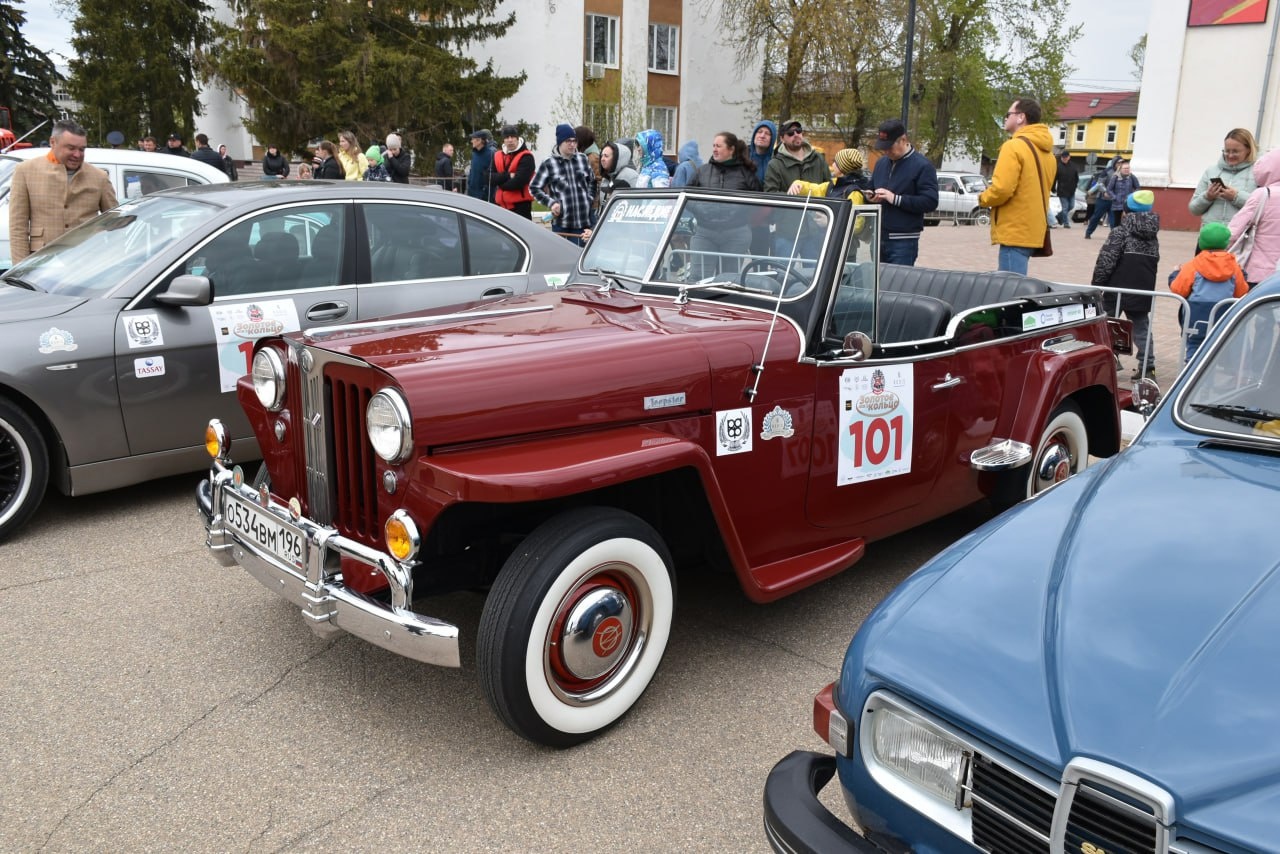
[209,300,301,393]
[837,365,914,485]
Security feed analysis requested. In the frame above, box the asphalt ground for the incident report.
[0,220,1195,852]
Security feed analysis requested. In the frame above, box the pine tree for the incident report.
[67,0,214,143]
[0,1,60,136]
[205,0,525,168]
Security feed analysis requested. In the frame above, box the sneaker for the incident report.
[1084,233,1092,239]
[1130,366,1157,380]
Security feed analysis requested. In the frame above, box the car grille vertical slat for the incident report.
[285,352,307,505]
[970,757,1052,854]
[328,371,379,543]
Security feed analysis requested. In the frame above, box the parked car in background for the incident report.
[930,172,990,225]
[764,273,1280,853]
[0,147,230,269]
[0,181,578,541]
[199,187,1136,748]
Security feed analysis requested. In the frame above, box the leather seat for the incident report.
[253,231,300,290]
[876,291,953,343]
[881,264,1052,314]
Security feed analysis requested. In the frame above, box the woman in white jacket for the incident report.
[1229,146,1280,286]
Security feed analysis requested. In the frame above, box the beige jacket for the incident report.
[9,152,117,262]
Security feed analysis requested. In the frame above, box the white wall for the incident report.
[677,2,760,150]
[1132,0,1280,187]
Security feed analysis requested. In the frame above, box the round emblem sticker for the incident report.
[592,616,626,658]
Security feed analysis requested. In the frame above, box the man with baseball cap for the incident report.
[867,118,938,266]
[165,132,189,157]
[466,129,497,202]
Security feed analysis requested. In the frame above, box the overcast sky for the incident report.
[25,0,1155,90]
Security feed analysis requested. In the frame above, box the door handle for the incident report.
[307,301,350,321]
[482,287,514,298]
[932,373,963,390]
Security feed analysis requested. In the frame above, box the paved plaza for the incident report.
[917,217,1200,387]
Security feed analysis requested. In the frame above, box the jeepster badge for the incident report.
[760,406,795,440]
[644,392,686,411]
[38,327,78,353]
[715,407,753,456]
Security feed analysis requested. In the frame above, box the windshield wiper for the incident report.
[2,275,42,292]
[1190,402,1280,427]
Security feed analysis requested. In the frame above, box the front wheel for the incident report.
[0,399,48,542]
[971,208,992,227]
[991,402,1089,511]
[477,507,675,747]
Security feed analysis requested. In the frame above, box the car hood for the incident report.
[305,289,792,448]
[0,283,87,321]
[854,441,1280,844]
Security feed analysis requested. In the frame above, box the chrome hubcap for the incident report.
[559,587,634,681]
[1036,440,1073,486]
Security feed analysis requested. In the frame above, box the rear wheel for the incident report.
[477,507,675,747]
[0,399,48,542]
[971,208,991,227]
[991,402,1089,511]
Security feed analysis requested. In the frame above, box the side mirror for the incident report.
[154,274,212,307]
[841,330,873,362]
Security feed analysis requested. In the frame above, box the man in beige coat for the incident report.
[9,119,118,264]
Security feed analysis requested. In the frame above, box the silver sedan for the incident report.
[0,181,580,540]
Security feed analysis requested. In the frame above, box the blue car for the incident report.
[765,275,1280,853]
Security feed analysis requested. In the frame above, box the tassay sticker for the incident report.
[133,356,166,378]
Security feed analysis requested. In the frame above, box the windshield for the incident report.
[961,175,986,193]
[1177,296,1280,444]
[2,195,215,297]
[581,193,837,302]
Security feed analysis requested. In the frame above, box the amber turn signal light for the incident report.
[384,509,420,562]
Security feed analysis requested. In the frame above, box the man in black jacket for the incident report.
[1052,150,1081,228]
[384,133,412,184]
[191,134,226,174]
[435,143,457,192]
[868,119,939,266]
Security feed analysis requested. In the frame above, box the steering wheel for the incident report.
[738,258,812,296]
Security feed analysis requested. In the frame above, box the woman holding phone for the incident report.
[1189,128,1257,226]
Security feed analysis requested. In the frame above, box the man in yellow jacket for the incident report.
[9,119,117,264]
[978,98,1055,275]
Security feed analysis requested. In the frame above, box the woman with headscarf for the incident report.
[633,129,671,188]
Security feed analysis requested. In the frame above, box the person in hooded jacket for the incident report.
[634,129,671,188]
[684,132,761,279]
[492,125,536,219]
[1228,146,1280,287]
[978,98,1055,274]
[1169,222,1248,360]
[1092,190,1161,378]
[1190,128,1258,227]
[262,145,290,179]
[748,120,777,188]
[672,140,702,188]
[598,140,640,207]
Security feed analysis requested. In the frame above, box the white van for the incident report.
[931,171,991,225]
[0,147,230,268]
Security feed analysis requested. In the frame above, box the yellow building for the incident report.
[1052,91,1139,163]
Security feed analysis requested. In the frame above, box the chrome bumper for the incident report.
[197,461,460,668]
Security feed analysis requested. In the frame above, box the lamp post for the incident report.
[901,0,916,125]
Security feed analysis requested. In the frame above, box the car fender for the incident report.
[419,424,755,583]
[999,341,1119,453]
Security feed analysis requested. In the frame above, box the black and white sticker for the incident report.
[715,407,753,456]
[124,313,164,348]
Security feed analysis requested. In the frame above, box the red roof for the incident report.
[1057,91,1140,121]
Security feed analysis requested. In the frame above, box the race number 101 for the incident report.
[848,415,904,467]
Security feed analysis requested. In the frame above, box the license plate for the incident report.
[224,492,304,568]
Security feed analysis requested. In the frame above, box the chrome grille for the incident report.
[286,342,373,533]
[1063,783,1158,854]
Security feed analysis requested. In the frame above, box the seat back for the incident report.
[881,264,1052,313]
[253,231,300,291]
[877,291,953,343]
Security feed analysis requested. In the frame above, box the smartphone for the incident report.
[1209,177,1225,187]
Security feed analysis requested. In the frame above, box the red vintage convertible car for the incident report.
[198,188,1134,746]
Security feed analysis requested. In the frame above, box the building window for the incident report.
[584,102,621,140]
[648,23,679,73]
[647,106,677,152]
[1074,124,1086,144]
[1054,124,1066,145]
[1129,124,1137,146]
[585,14,619,67]
[1105,123,1117,146]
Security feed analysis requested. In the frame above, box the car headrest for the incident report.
[254,231,299,263]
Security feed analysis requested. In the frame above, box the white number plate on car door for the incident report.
[224,492,304,569]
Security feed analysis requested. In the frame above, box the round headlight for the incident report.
[366,389,413,463]
[252,347,286,411]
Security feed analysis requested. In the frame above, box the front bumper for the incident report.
[764,751,880,854]
[197,460,460,668]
